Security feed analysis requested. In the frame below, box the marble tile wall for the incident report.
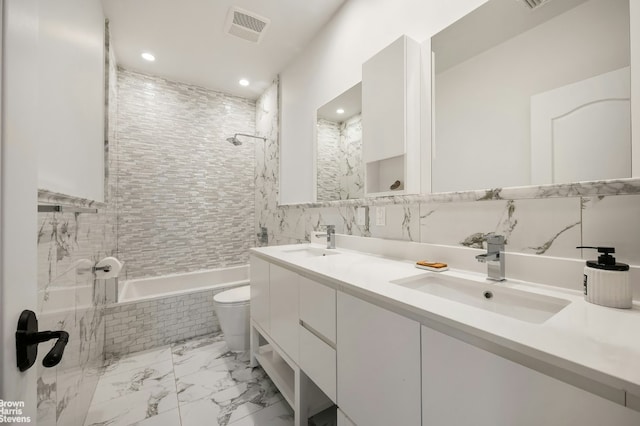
[255,79,287,247]
[316,115,364,202]
[254,79,640,295]
[116,69,257,279]
[316,119,341,201]
[338,115,364,200]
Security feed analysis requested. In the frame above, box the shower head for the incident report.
[227,136,243,146]
[226,133,267,146]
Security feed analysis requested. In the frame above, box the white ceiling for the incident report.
[101,0,347,99]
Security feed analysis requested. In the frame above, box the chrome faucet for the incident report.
[475,234,505,281]
[315,225,336,249]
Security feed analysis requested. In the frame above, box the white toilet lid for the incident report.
[213,285,250,304]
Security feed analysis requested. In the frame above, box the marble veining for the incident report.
[316,115,364,202]
[277,177,640,210]
[86,332,334,426]
[528,221,581,255]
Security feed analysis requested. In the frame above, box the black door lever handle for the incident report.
[16,310,69,372]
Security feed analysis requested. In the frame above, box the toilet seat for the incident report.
[213,285,250,305]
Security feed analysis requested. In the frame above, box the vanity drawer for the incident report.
[299,324,336,403]
[299,276,336,344]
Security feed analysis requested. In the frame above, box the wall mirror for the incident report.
[431,0,631,193]
[316,82,363,202]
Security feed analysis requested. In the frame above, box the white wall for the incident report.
[37,0,105,202]
[433,0,629,192]
[279,0,487,204]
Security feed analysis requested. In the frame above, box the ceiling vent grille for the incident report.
[519,0,550,10]
[225,7,270,44]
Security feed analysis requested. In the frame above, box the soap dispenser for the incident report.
[576,246,631,309]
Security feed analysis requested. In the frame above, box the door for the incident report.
[531,67,631,184]
[0,0,39,418]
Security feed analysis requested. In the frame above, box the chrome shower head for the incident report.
[227,136,242,146]
[226,133,267,146]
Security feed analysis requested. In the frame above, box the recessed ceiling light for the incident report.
[141,52,156,62]
[336,108,345,114]
[239,79,250,87]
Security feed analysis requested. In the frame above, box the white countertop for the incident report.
[250,242,640,406]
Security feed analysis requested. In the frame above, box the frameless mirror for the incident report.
[316,82,364,201]
[431,0,631,193]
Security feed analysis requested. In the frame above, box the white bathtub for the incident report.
[118,265,249,304]
[107,265,250,356]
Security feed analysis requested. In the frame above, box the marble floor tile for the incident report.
[227,400,294,426]
[87,333,310,426]
[84,382,178,426]
[90,359,174,405]
[103,346,173,377]
[177,355,282,424]
[133,408,181,426]
[172,339,238,378]
[171,331,225,356]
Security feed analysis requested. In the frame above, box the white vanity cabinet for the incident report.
[421,325,640,426]
[250,256,270,332]
[269,264,300,363]
[337,291,421,426]
[362,35,421,196]
[298,276,337,403]
[250,257,333,426]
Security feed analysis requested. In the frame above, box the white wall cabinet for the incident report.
[38,0,106,201]
[362,35,421,196]
[337,291,421,426]
[421,325,640,426]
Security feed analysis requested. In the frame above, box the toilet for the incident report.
[213,285,251,351]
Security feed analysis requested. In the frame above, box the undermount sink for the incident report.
[390,273,570,324]
[282,246,340,258]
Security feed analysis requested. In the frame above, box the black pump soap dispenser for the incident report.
[576,246,631,309]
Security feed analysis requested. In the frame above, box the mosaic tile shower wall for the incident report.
[116,69,257,279]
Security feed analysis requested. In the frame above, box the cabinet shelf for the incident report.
[255,343,295,408]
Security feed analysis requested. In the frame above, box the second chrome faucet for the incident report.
[315,225,336,249]
[475,233,505,281]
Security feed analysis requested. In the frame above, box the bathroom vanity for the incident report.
[249,236,640,426]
